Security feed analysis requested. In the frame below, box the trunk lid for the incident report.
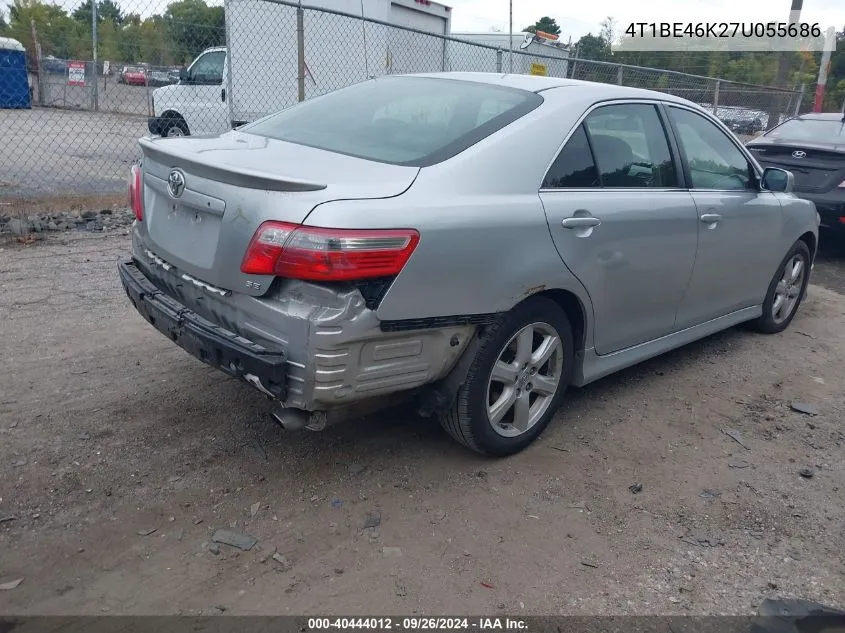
[748,138,845,194]
[136,130,419,297]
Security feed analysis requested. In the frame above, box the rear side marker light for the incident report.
[128,164,143,221]
[241,221,420,282]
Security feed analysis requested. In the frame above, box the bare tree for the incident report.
[600,16,617,51]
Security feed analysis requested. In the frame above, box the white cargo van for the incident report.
[147,0,452,137]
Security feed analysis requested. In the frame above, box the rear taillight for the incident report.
[128,164,143,221]
[240,221,420,282]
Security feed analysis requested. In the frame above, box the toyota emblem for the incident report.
[167,169,186,198]
[792,150,807,159]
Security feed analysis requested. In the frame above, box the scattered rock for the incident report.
[629,483,643,494]
[271,552,292,571]
[7,218,28,236]
[729,460,751,469]
[790,402,818,416]
[334,568,344,575]
[250,502,261,518]
[364,510,382,529]
[699,489,722,500]
[81,210,98,219]
[137,528,157,536]
[581,561,600,569]
[0,516,17,524]
[798,468,815,479]
[212,529,257,551]
[723,427,750,450]
[382,546,403,558]
[207,544,220,555]
[767,582,779,590]
[394,581,408,597]
[13,458,27,467]
[0,578,23,590]
[99,209,113,215]
[47,221,58,231]
[430,508,447,524]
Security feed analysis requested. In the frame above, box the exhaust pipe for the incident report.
[270,407,310,432]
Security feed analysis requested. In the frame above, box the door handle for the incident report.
[221,88,226,102]
[562,216,601,229]
[700,213,721,223]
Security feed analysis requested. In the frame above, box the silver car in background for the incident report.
[119,72,819,456]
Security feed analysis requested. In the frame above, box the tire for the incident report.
[439,296,575,457]
[750,239,811,334]
[160,116,189,138]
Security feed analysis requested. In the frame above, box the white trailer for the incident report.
[148,0,452,137]
[225,0,453,128]
[450,31,571,77]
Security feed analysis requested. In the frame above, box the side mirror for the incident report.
[179,67,189,82]
[761,167,794,193]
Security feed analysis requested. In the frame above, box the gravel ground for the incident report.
[0,226,843,616]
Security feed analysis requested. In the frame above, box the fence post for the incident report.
[91,0,99,112]
[794,84,805,117]
[296,5,305,102]
[496,49,503,73]
[30,19,44,106]
[712,79,720,115]
[616,65,623,85]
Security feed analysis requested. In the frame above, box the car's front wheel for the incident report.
[439,296,574,456]
[751,239,811,334]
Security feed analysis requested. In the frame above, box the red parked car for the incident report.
[119,66,147,86]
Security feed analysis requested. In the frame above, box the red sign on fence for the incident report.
[67,61,86,86]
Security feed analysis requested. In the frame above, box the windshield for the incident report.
[766,118,845,143]
[241,76,543,167]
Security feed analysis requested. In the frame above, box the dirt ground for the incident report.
[0,230,843,616]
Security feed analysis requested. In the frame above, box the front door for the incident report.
[666,105,785,328]
[539,102,699,355]
[183,49,229,136]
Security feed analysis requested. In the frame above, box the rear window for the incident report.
[240,76,543,167]
[766,118,845,143]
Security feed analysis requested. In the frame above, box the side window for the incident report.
[189,51,225,85]
[584,103,678,188]
[542,125,600,189]
[669,106,753,190]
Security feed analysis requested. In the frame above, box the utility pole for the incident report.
[508,0,513,73]
[91,0,99,112]
[767,0,802,126]
[813,27,836,112]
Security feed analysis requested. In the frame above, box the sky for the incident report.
[447,0,844,44]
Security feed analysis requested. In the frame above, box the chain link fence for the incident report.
[0,0,805,199]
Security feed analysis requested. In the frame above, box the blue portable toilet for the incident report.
[0,37,32,109]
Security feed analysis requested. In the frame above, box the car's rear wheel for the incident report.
[439,297,574,457]
[750,239,811,334]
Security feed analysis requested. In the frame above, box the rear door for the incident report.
[539,101,699,355]
[666,105,785,328]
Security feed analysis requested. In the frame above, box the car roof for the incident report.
[404,71,698,106]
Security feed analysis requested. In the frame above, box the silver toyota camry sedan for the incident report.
[119,72,819,457]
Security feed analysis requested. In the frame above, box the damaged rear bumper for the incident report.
[119,260,287,400]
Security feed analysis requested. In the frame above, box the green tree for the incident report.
[164,0,224,62]
[72,0,124,26]
[574,33,609,60]
[523,16,560,36]
[5,0,78,57]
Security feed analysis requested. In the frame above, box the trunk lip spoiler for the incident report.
[138,136,328,192]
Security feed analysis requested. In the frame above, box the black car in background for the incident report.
[747,113,845,237]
